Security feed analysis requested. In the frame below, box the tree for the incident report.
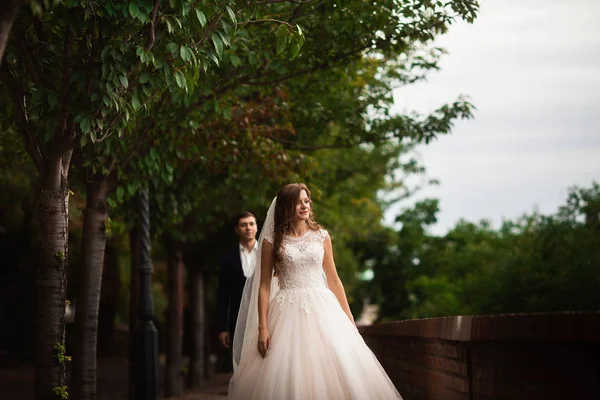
[0,1,245,398]
[369,182,600,320]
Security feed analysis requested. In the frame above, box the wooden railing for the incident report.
[359,312,600,400]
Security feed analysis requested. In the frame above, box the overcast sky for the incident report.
[384,0,600,235]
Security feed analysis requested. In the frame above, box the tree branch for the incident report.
[53,135,77,158]
[242,45,366,86]
[186,42,370,113]
[263,134,356,151]
[236,19,294,29]
[145,0,161,51]
[193,11,222,49]
[255,0,314,4]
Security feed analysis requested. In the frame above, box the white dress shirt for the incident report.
[239,241,258,278]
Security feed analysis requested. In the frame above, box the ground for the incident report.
[0,357,229,400]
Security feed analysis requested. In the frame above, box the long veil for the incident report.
[231,197,279,376]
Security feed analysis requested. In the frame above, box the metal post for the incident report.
[136,188,159,400]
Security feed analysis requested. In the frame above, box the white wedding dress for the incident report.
[228,228,402,400]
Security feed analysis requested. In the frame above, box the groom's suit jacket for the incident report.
[216,245,247,337]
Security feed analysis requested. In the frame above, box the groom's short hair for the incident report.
[234,211,256,227]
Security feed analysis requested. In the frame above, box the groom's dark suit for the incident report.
[216,245,247,344]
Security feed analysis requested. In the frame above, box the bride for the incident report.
[229,183,402,400]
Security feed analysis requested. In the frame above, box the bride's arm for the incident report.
[257,239,273,357]
[322,235,355,325]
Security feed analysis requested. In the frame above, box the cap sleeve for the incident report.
[264,233,274,245]
[319,229,329,241]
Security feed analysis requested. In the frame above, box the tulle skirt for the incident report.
[229,286,402,400]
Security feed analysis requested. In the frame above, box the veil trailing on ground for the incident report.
[231,197,280,373]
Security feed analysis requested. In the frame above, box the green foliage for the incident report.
[104,217,127,238]
[362,183,600,320]
[52,343,71,364]
[51,385,68,400]
[132,0,480,247]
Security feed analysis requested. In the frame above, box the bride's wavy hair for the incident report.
[272,183,320,275]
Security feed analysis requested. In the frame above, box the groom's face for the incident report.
[236,216,257,242]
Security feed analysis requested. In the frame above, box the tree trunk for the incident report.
[71,179,109,400]
[128,226,140,400]
[98,239,121,356]
[164,237,185,397]
[35,155,70,400]
[0,0,25,65]
[188,268,206,388]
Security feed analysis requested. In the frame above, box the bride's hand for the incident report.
[258,327,271,358]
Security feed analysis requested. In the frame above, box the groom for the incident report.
[216,211,258,363]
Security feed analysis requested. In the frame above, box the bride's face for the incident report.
[294,190,311,221]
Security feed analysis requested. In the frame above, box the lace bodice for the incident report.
[265,229,329,312]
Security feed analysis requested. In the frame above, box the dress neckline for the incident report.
[284,228,312,240]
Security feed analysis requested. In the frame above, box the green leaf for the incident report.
[218,31,231,47]
[139,0,154,13]
[131,94,141,111]
[276,34,288,55]
[128,2,139,19]
[275,24,288,39]
[96,119,104,130]
[211,33,223,58]
[230,54,241,67]
[119,75,129,89]
[289,36,301,59]
[142,85,152,97]
[166,42,178,54]
[139,72,150,84]
[80,117,92,134]
[116,186,125,202]
[105,4,115,17]
[226,6,237,24]
[180,45,191,62]
[208,51,220,66]
[174,71,185,88]
[47,91,58,108]
[290,42,301,59]
[172,16,182,29]
[127,183,137,197]
[152,57,163,68]
[195,9,207,27]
